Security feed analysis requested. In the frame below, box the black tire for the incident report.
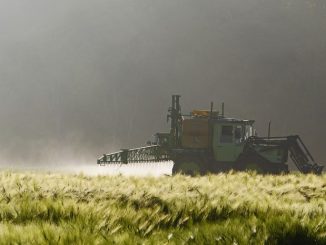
[172,156,208,176]
[235,153,288,174]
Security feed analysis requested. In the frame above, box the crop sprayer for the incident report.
[98,95,323,175]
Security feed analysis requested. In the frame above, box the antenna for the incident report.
[210,102,214,118]
[268,121,271,138]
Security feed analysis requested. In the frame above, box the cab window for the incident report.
[235,125,243,143]
[245,125,253,139]
[220,125,233,143]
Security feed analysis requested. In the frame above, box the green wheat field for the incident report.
[0,171,325,244]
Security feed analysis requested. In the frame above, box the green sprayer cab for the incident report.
[98,95,323,175]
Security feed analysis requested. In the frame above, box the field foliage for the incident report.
[0,171,325,244]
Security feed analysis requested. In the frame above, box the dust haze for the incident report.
[0,0,325,171]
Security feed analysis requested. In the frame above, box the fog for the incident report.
[0,0,325,170]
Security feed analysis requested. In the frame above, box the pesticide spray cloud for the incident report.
[0,0,325,173]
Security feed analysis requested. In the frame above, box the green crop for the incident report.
[0,171,325,244]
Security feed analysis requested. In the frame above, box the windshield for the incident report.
[234,125,243,144]
[245,125,253,138]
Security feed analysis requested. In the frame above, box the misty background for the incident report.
[0,0,325,168]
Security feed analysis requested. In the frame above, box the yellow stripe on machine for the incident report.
[192,110,211,117]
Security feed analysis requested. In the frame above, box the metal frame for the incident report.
[246,135,323,174]
[97,145,171,165]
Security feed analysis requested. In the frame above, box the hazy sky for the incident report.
[0,0,325,166]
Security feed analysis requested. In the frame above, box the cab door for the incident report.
[213,124,236,162]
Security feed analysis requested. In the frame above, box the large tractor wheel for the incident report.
[242,162,265,174]
[235,155,267,174]
[235,153,288,174]
[172,157,208,176]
